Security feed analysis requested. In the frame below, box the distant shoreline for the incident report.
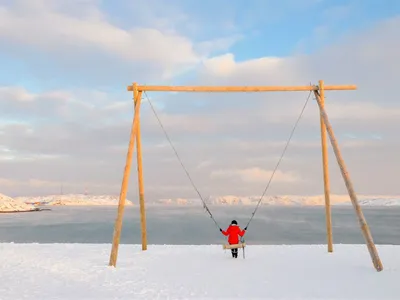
[2,193,400,213]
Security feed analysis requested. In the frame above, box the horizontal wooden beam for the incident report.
[127,84,357,92]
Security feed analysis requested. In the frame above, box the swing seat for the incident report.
[223,243,246,250]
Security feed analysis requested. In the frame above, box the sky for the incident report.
[0,0,399,200]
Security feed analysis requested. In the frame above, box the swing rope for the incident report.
[244,89,312,230]
[143,91,221,230]
[143,87,312,232]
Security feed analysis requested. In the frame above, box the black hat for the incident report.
[231,220,237,225]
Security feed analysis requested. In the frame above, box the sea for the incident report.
[0,205,399,245]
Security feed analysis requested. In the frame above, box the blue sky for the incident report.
[231,0,399,58]
[0,0,399,198]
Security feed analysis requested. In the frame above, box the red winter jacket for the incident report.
[221,224,246,244]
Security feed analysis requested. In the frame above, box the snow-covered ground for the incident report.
[15,194,134,206]
[0,193,37,212]
[0,243,398,299]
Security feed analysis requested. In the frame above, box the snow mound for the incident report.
[16,194,134,206]
[0,193,37,212]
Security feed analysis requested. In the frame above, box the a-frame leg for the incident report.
[134,89,147,251]
[318,80,333,252]
[314,90,383,272]
[109,83,143,267]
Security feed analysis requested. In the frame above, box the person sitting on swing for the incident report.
[220,220,247,258]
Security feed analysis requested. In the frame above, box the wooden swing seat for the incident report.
[223,243,246,250]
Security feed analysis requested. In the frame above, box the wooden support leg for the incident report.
[134,89,147,251]
[319,80,333,253]
[313,90,383,272]
[109,83,143,267]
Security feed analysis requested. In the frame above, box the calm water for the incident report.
[0,205,399,245]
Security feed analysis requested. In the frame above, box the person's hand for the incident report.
[244,227,247,230]
[219,228,222,232]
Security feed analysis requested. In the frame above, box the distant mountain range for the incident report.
[7,193,400,207]
[0,193,134,212]
[155,194,400,206]
[15,194,134,206]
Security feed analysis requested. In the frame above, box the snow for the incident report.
[150,194,400,206]
[14,194,134,206]
[0,193,37,212]
[1,193,134,212]
[3,192,400,212]
[0,243,399,299]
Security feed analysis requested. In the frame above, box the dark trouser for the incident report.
[231,247,238,258]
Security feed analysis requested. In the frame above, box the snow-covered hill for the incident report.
[15,194,134,206]
[3,193,400,209]
[151,194,400,206]
[0,193,37,212]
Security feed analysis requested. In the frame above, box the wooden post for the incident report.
[134,88,147,251]
[109,83,143,267]
[319,80,333,253]
[313,90,383,272]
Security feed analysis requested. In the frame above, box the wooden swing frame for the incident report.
[108,80,383,272]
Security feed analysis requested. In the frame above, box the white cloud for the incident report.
[0,0,244,81]
[0,178,16,187]
[201,53,237,76]
[0,4,196,78]
[210,167,300,183]
[0,86,111,124]
[0,177,119,190]
[200,53,299,84]
[325,101,400,121]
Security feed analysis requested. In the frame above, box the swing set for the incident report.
[108,80,384,272]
